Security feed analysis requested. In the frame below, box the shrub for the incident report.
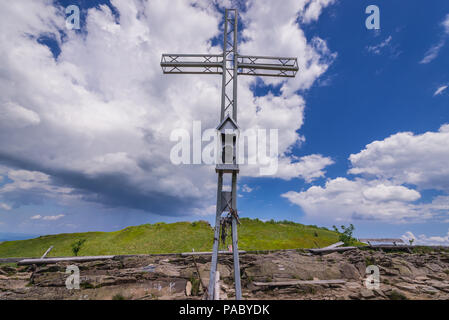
[190,276,201,296]
[332,224,356,246]
[71,239,86,256]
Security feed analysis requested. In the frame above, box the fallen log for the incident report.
[321,241,344,249]
[308,246,357,255]
[359,238,404,245]
[368,244,410,249]
[181,251,246,256]
[0,257,33,264]
[17,255,115,266]
[41,246,54,259]
[253,279,346,287]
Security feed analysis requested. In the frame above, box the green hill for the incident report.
[0,218,340,258]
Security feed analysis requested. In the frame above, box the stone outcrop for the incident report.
[1,248,449,300]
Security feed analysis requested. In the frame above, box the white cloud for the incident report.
[240,0,337,94]
[31,214,65,221]
[192,205,216,217]
[434,85,448,96]
[243,154,334,181]
[366,36,392,55]
[0,102,40,129]
[242,184,253,193]
[420,13,449,64]
[301,0,336,24]
[0,203,11,211]
[0,0,336,217]
[402,230,449,246]
[283,178,428,223]
[43,214,65,221]
[0,168,74,207]
[362,184,421,202]
[420,40,445,64]
[349,124,449,192]
[275,154,334,182]
[283,125,449,223]
[443,13,449,34]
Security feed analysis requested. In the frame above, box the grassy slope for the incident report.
[0,219,340,258]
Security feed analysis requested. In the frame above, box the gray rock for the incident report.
[360,289,376,299]
[339,263,360,280]
[418,285,439,295]
[394,282,418,293]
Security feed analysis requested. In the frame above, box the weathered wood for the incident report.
[18,255,115,266]
[253,279,346,287]
[321,242,344,249]
[359,238,404,244]
[182,251,246,256]
[41,246,54,259]
[309,246,357,254]
[0,257,35,264]
[366,245,411,250]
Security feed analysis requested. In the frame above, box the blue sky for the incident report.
[241,1,449,238]
[1,0,449,245]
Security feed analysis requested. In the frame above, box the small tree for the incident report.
[409,239,415,246]
[332,224,356,246]
[71,239,86,256]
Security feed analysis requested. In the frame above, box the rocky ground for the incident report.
[1,248,449,300]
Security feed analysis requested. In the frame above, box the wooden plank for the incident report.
[41,246,54,259]
[254,279,346,287]
[181,251,246,256]
[309,246,357,254]
[0,257,34,264]
[359,238,404,243]
[366,245,411,250]
[321,242,344,249]
[17,255,115,266]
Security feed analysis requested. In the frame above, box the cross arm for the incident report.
[161,53,223,75]
[237,55,299,78]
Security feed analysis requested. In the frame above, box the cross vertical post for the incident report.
[160,8,299,300]
[209,8,241,301]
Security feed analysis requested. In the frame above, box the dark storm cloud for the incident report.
[0,152,198,216]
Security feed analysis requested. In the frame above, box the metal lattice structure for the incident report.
[160,8,299,300]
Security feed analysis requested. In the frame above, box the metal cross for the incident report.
[161,8,299,300]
